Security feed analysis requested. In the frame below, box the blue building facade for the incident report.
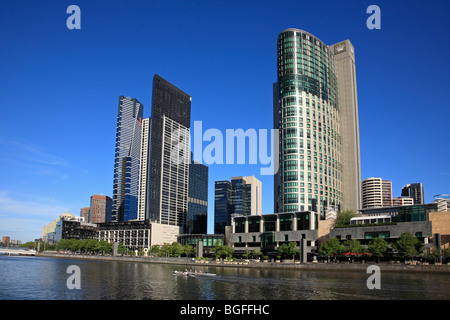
[111,96,143,222]
[187,159,208,234]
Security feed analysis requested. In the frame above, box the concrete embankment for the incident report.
[37,252,450,274]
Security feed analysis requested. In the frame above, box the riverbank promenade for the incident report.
[37,252,450,273]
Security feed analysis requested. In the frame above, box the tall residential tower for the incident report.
[274,29,361,217]
[112,96,143,222]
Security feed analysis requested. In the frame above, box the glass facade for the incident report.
[214,180,232,234]
[214,176,261,234]
[112,96,143,222]
[274,29,342,217]
[148,75,191,229]
[187,159,208,234]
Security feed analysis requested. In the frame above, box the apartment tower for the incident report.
[401,183,425,205]
[111,96,143,222]
[274,29,361,217]
[361,177,392,209]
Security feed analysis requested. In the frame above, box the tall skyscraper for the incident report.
[112,96,143,222]
[328,39,361,213]
[401,183,424,204]
[137,117,151,220]
[214,176,262,234]
[361,177,392,209]
[274,29,361,216]
[186,157,208,234]
[147,75,191,230]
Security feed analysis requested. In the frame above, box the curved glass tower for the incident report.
[274,28,354,217]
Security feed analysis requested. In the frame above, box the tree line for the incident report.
[319,231,448,262]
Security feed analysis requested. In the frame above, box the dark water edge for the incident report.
[0,255,449,302]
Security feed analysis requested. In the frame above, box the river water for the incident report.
[0,255,448,300]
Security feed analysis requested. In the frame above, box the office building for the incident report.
[112,96,143,222]
[361,177,392,209]
[401,183,424,205]
[97,220,182,250]
[147,75,191,230]
[186,158,209,234]
[89,194,112,224]
[274,29,361,217]
[214,176,262,234]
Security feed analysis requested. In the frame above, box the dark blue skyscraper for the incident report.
[187,157,208,234]
[112,96,143,222]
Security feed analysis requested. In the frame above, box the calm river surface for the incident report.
[0,255,448,300]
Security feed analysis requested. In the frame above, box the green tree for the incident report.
[182,244,195,257]
[335,209,357,226]
[212,240,234,259]
[278,242,299,259]
[368,237,388,263]
[252,249,262,259]
[170,242,183,257]
[319,237,343,262]
[343,239,363,262]
[393,232,419,261]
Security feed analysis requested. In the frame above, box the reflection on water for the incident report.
[0,256,448,300]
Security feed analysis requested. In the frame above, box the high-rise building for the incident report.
[147,75,191,230]
[89,195,112,223]
[274,29,361,216]
[328,39,361,213]
[186,157,208,234]
[112,96,143,222]
[214,176,262,234]
[361,177,392,209]
[401,183,424,205]
[137,117,151,220]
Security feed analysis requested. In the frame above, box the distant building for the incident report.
[2,236,10,246]
[214,176,262,234]
[392,196,414,206]
[89,195,112,224]
[80,207,90,221]
[361,177,392,209]
[401,183,424,204]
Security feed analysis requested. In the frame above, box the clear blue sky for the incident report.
[0,0,449,242]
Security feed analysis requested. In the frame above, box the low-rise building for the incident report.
[97,220,182,251]
[228,211,319,260]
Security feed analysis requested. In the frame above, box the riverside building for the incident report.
[274,29,361,218]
